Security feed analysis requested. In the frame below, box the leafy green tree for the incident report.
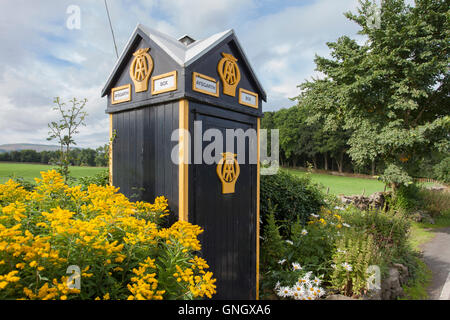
[294,0,449,190]
[95,145,109,167]
[47,97,88,182]
[78,148,97,166]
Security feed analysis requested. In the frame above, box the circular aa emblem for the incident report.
[216,152,240,194]
[217,53,241,97]
[129,48,153,93]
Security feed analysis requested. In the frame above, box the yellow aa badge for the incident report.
[129,48,153,93]
[216,152,240,194]
[217,53,241,97]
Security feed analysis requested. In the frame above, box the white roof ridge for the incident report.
[139,24,233,66]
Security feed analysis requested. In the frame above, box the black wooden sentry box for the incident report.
[101,24,266,300]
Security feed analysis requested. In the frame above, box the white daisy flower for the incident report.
[343,223,351,228]
[292,262,302,271]
[315,287,326,297]
[277,286,292,298]
[310,213,319,218]
[301,229,308,236]
[278,259,286,265]
[298,277,311,287]
[312,277,322,286]
[285,240,293,245]
[292,289,306,300]
[293,284,304,293]
[342,262,353,271]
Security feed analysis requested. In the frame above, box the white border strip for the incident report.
[439,271,450,300]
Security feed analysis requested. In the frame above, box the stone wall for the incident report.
[338,192,387,211]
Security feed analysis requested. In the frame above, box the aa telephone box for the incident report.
[101,24,266,299]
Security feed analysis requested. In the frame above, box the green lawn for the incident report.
[0,162,106,184]
[285,168,388,196]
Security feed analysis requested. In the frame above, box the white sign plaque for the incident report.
[239,88,258,108]
[111,84,131,104]
[192,72,219,97]
[151,71,177,95]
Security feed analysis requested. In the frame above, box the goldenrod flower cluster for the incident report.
[307,207,351,230]
[0,170,216,300]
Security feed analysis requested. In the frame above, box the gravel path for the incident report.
[421,227,450,300]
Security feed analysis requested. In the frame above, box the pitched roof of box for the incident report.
[101,24,266,100]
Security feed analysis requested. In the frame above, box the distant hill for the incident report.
[0,144,62,153]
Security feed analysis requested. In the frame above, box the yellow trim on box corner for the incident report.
[111,84,131,105]
[151,70,178,95]
[238,88,259,109]
[178,99,189,222]
[192,72,220,97]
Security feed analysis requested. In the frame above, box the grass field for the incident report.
[0,162,106,184]
[285,168,388,196]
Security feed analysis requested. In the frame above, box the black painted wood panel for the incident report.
[189,102,257,300]
[112,103,179,222]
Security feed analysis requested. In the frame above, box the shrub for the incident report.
[260,170,324,232]
[329,231,379,297]
[433,156,450,183]
[260,203,287,273]
[417,189,450,218]
[340,206,411,263]
[260,205,356,298]
[0,170,216,300]
[77,169,109,190]
[387,184,422,213]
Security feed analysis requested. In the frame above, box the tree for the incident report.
[294,0,449,190]
[95,145,109,167]
[78,148,96,166]
[47,97,88,182]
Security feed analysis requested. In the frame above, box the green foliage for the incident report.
[260,170,324,230]
[77,169,110,190]
[400,256,432,300]
[47,97,88,182]
[418,189,450,219]
[288,214,337,273]
[10,177,36,192]
[293,0,450,188]
[261,106,350,170]
[330,231,378,297]
[380,163,413,189]
[388,184,422,212]
[340,206,411,263]
[433,156,450,183]
[0,148,108,167]
[0,163,106,185]
[260,204,287,296]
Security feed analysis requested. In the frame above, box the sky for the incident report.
[0,0,366,149]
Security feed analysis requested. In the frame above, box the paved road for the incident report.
[421,227,450,300]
